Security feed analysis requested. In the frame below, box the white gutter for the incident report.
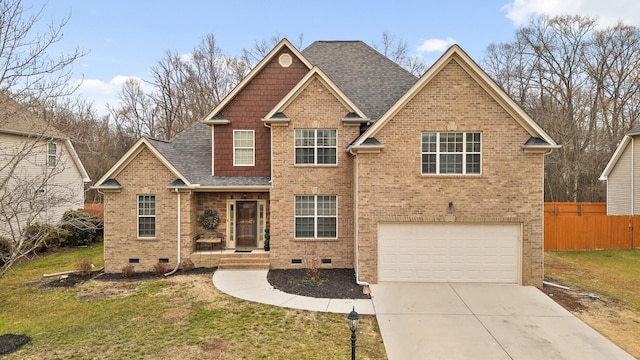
[349,148,369,288]
[165,189,181,276]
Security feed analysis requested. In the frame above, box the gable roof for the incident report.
[202,39,312,123]
[93,122,271,190]
[350,45,559,150]
[0,93,91,182]
[599,125,640,181]
[263,66,368,121]
[302,41,417,121]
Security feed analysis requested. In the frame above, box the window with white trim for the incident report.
[138,195,156,238]
[422,132,481,175]
[233,130,254,166]
[295,195,337,238]
[47,142,57,168]
[294,129,337,165]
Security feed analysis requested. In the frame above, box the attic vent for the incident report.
[279,53,292,67]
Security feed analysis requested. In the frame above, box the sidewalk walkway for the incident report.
[212,269,375,315]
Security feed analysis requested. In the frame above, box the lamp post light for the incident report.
[347,306,359,360]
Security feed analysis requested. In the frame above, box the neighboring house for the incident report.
[0,94,91,238]
[94,39,558,287]
[600,124,640,215]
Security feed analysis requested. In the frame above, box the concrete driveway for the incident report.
[370,283,634,360]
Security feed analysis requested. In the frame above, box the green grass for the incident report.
[545,249,640,311]
[0,243,387,359]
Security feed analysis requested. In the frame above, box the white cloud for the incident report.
[503,0,640,27]
[73,75,146,115]
[417,37,457,53]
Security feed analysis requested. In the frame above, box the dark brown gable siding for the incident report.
[214,48,309,176]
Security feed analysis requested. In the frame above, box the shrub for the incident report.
[76,258,93,276]
[23,224,66,253]
[0,237,12,267]
[121,265,135,278]
[61,210,100,247]
[181,258,195,272]
[152,262,169,276]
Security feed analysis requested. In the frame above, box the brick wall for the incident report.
[355,58,545,286]
[103,146,194,273]
[270,77,360,270]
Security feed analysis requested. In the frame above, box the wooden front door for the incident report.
[236,201,257,247]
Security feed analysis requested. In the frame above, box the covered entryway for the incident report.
[378,223,521,283]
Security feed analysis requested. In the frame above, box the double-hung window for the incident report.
[138,195,156,238]
[422,132,481,175]
[294,129,337,165]
[234,130,255,166]
[294,195,337,238]
[47,142,57,168]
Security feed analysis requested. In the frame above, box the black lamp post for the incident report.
[347,306,359,360]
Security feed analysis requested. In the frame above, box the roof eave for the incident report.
[348,144,385,154]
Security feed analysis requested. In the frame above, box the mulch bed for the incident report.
[0,334,31,356]
[267,268,368,299]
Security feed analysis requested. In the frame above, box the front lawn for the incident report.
[0,244,387,359]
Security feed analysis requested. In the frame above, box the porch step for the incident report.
[218,252,270,270]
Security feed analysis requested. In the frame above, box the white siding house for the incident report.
[600,126,640,215]
[0,95,90,238]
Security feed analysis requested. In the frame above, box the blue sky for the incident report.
[28,0,640,115]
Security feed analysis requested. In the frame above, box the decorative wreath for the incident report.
[201,209,219,229]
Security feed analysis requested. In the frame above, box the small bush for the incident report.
[181,258,195,272]
[121,265,135,278]
[61,210,100,247]
[76,258,93,276]
[152,262,169,276]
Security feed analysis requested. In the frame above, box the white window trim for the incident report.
[137,194,156,239]
[294,129,338,166]
[294,195,338,239]
[233,130,255,166]
[421,131,482,175]
[47,142,57,168]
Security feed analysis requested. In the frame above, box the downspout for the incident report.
[632,138,635,215]
[349,147,369,288]
[165,189,181,276]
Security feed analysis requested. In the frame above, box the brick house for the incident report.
[94,39,558,287]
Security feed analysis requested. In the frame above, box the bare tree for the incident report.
[483,15,640,202]
[108,78,158,139]
[374,31,426,76]
[0,0,87,278]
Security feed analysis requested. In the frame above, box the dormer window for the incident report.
[233,130,255,166]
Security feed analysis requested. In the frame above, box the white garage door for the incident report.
[378,223,521,283]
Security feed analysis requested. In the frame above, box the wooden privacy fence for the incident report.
[544,202,640,250]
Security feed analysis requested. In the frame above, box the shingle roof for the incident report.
[302,41,417,121]
[146,122,270,188]
[0,92,67,138]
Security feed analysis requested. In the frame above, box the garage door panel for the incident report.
[378,223,521,283]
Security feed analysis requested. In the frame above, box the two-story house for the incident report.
[94,39,557,287]
[0,94,91,239]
